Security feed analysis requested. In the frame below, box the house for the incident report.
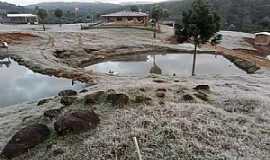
[101,11,149,26]
[5,14,38,24]
[255,32,270,46]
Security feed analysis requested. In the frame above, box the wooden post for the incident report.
[192,43,198,76]
[133,137,142,160]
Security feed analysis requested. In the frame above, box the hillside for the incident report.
[151,0,270,32]
[0,1,28,14]
[26,2,120,14]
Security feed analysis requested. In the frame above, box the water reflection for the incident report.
[150,55,162,74]
[0,58,85,107]
[85,53,246,76]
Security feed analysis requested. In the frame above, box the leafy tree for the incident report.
[179,0,221,76]
[150,5,169,38]
[37,9,48,31]
[130,5,139,12]
[54,9,63,27]
[210,33,223,49]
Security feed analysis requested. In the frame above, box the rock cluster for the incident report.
[1,124,50,159]
[54,111,100,136]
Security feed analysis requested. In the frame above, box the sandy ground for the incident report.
[0,24,270,159]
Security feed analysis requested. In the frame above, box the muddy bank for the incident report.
[11,55,96,84]
[0,32,38,44]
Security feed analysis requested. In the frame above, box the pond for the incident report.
[0,57,85,107]
[85,53,246,76]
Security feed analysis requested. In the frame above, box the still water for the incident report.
[0,58,84,107]
[85,53,246,76]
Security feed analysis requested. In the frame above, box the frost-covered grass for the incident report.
[11,83,270,160]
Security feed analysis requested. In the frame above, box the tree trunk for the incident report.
[59,18,62,27]
[192,43,198,76]
[153,22,157,39]
[157,23,161,32]
[42,24,45,31]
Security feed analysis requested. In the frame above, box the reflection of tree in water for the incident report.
[0,57,11,68]
[150,55,162,74]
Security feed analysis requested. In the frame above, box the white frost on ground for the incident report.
[2,72,269,160]
[219,31,255,50]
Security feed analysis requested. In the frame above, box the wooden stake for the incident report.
[133,137,142,160]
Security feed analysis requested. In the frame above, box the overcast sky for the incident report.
[2,0,168,6]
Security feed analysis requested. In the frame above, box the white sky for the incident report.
[2,0,168,6]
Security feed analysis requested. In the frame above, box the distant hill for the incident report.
[1,0,269,33]
[0,1,29,14]
[134,0,270,32]
[26,2,121,15]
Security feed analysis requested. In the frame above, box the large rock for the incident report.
[37,98,52,106]
[183,94,194,101]
[54,111,100,136]
[1,124,50,159]
[135,96,152,104]
[194,92,209,102]
[156,92,166,98]
[107,93,129,107]
[44,109,62,120]
[84,91,105,105]
[60,96,77,106]
[58,90,77,97]
[193,85,210,91]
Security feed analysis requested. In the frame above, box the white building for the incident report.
[6,14,38,24]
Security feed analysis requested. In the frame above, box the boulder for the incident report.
[54,111,100,136]
[193,85,210,91]
[37,98,52,106]
[153,79,167,83]
[183,94,194,101]
[44,109,62,120]
[139,88,146,92]
[79,89,88,93]
[53,148,64,156]
[194,92,209,101]
[156,92,166,98]
[156,88,167,92]
[107,89,116,94]
[135,96,152,104]
[60,96,77,106]
[58,90,77,97]
[1,124,50,159]
[84,91,105,105]
[107,93,129,107]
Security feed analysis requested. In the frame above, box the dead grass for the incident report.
[12,91,270,160]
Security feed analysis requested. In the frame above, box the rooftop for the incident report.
[101,11,148,17]
[7,14,37,18]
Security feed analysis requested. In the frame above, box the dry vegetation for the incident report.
[6,76,270,160]
[0,33,37,44]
